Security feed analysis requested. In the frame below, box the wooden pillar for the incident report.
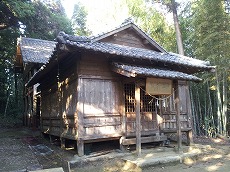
[135,83,141,156]
[187,130,193,146]
[119,136,125,152]
[120,82,126,152]
[77,78,84,156]
[174,80,182,152]
[60,138,66,149]
[77,139,84,156]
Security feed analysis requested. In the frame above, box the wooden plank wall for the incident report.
[101,29,153,50]
[77,53,123,141]
[41,85,59,136]
[41,80,79,139]
[61,80,78,139]
[40,53,79,140]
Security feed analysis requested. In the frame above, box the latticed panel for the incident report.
[124,84,158,134]
[124,84,135,113]
[140,86,156,112]
[124,84,156,113]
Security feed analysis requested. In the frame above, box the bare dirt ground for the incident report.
[0,127,75,171]
[71,147,230,172]
[1,127,230,172]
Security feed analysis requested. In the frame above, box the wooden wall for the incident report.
[100,29,154,50]
[40,53,79,140]
[77,53,123,141]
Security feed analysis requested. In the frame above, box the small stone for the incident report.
[26,164,43,171]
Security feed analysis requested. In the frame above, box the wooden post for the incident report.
[187,130,193,146]
[120,82,126,152]
[119,136,125,152]
[135,83,141,156]
[174,80,182,152]
[77,139,84,156]
[77,78,84,156]
[60,138,66,149]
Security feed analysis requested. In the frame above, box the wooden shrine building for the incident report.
[24,21,214,156]
[15,38,56,127]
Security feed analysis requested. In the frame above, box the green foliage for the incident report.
[0,27,20,117]
[192,0,230,66]
[179,2,194,56]
[0,0,75,124]
[0,0,34,30]
[21,0,73,40]
[126,0,177,52]
[71,2,91,36]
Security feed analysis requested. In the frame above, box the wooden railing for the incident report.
[161,113,192,132]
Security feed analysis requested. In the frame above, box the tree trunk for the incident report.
[171,0,184,55]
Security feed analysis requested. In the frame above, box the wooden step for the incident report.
[122,134,167,145]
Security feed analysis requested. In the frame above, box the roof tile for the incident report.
[20,37,56,64]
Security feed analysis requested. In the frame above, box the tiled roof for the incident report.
[90,20,167,53]
[63,38,213,70]
[27,23,215,86]
[56,31,90,43]
[112,63,202,82]
[19,37,56,64]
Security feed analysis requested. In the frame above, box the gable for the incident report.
[99,28,157,51]
[91,22,166,53]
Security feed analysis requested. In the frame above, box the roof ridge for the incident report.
[89,19,167,53]
[89,18,139,40]
[21,37,56,43]
[56,31,91,44]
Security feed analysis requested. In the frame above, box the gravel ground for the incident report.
[0,137,40,171]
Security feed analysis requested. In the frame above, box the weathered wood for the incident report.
[83,136,121,143]
[77,78,84,140]
[120,136,125,152]
[78,53,118,78]
[126,130,159,137]
[122,134,167,145]
[135,83,141,156]
[187,130,193,145]
[112,65,137,77]
[60,138,66,149]
[174,80,182,152]
[100,29,158,51]
[77,139,84,156]
[83,122,121,128]
[162,128,192,133]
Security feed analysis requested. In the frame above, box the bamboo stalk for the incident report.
[216,70,223,134]
[207,81,216,137]
[189,85,197,135]
[222,70,227,136]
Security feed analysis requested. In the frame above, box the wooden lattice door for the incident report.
[124,83,159,137]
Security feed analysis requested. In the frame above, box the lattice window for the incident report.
[124,84,156,113]
[124,84,135,112]
[140,86,156,112]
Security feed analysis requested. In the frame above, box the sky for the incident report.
[61,0,187,35]
[61,0,129,35]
